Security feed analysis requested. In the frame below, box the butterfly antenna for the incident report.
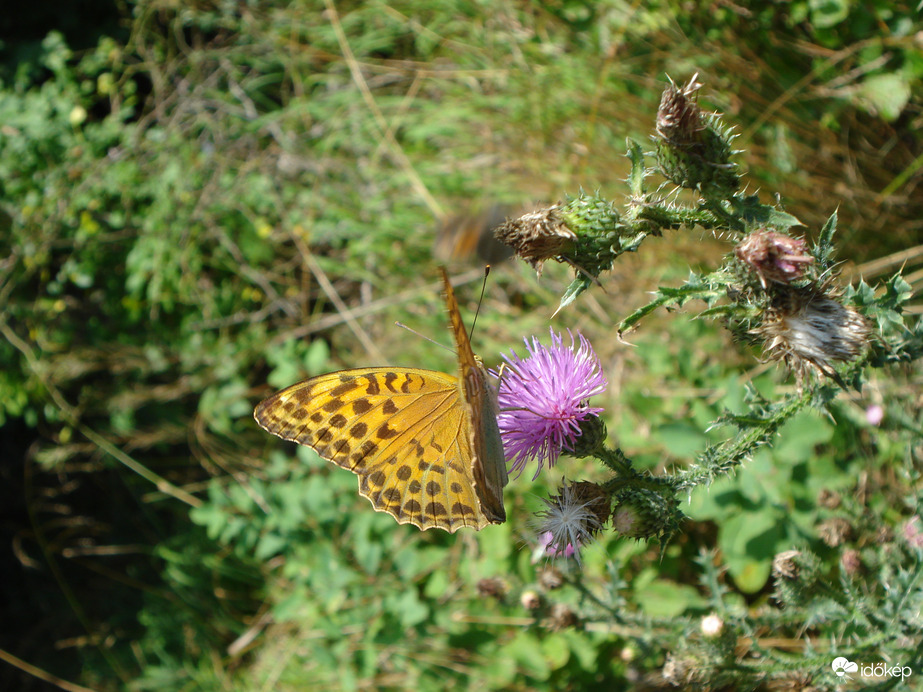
[394,322,454,354]
[469,265,491,340]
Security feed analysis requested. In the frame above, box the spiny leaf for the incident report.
[726,194,803,230]
[626,138,646,199]
[813,210,838,270]
[556,274,593,313]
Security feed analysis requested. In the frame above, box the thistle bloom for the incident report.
[735,230,814,288]
[493,329,607,478]
[904,516,923,549]
[866,404,884,426]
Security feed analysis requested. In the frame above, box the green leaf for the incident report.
[626,138,646,198]
[422,569,449,600]
[392,589,429,629]
[772,411,833,462]
[809,0,849,28]
[727,558,772,594]
[484,649,518,687]
[255,531,287,560]
[857,73,911,122]
[720,510,784,592]
[556,274,592,312]
[305,338,332,374]
[502,631,551,681]
[813,211,837,269]
[541,632,571,670]
[726,194,803,230]
[635,580,705,617]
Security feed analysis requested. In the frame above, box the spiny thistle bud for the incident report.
[772,549,824,608]
[563,415,607,459]
[662,651,708,686]
[654,74,740,197]
[493,193,629,279]
[611,486,680,540]
[735,230,814,288]
[558,193,624,277]
[754,285,871,384]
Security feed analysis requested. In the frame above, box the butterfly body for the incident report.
[254,268,508,532]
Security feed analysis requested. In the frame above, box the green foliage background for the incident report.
[1,1,921,689]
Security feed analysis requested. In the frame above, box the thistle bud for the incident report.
[611,486,679,540]
[735,230,814,288]
[493,193,628,279]
[563,415,607,459]
[840,549,863,577]
[772,550,823,608]
[538,566,565,590]
[654,74,740,197]
[558,193,624,277]
[817,489,841,509]
[567,481,612,526]
[662,651,707,686]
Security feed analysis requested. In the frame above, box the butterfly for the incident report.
[253,267,508,532]
[433,203,515,266]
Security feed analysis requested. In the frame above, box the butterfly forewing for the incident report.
[253,267,508,532]
[441,268,509,523]
[254,367,492,531]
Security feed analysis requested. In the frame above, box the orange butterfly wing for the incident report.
[253,268,508,531]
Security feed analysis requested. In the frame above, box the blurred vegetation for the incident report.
[1,0,921,689]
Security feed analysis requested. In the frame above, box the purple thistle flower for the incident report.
[492,329,607,478]
[537,531,578,560]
